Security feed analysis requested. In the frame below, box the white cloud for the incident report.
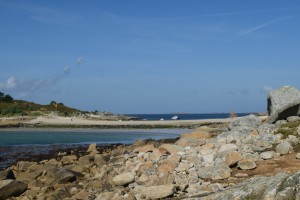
[0,76,17,90]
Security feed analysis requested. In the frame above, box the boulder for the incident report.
[218,144,238,153]
[197,165,232,180]
[229,114,262,130]
[238,159,256,170]
[224,151,242,167]
[50,168,82,184]
[181,130,212,139]
[0,179,27,199]
[86,143,99,154]
[112,172,135,186]
[158,144,184,156]
[60,155,77,165]
[140,184,176,199]
[287,116,300,122]
[0,169,15,180]
[268,86,300,123]
[175,138,206,147]
[134,144,155,153]
[16,161,37,172]
[276,141,293,155]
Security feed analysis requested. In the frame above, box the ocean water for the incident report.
[127,113,251,121]
[0,129,188,168]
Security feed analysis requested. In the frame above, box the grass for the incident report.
[274,120,300,139]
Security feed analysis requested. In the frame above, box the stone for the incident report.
[238,159,256,170]
[78,155,94,167]
[16,161,37,172]
[140,184,176,199]
[0,169,15,180]
[276,141,293,155]
[297,125,300,136]
[257,124,278,135]
[268,86,300,123]
[225,151,242,167]
[112,172,135,186]
[134,144,155,153]
[0,179,27,199]
[60,155,77,165]
[175,138,206,147]
[234,173,249,178]
[158,144,184,156]
[229,114,262,130]
[197,165,232,180]
[94,154,108,166]
[50,168,81,183]
[149,149,162,162]
[181,130,212,139]
[218,144,238,153]
[296,153,300,159]
[260,151,275,160]
[287,116,300,122]
[86,143,99,154]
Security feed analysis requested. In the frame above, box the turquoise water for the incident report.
[0,129,188,168]
[0,129,187,146]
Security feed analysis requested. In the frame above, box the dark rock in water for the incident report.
[0,179,27,199]
[268,86,300,123]
[0,169,15,180]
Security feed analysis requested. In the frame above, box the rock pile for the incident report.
[2,113,300,200]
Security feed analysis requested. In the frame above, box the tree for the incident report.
[0,92,4,101]
[50,101,57,105]
[2,94,13,103]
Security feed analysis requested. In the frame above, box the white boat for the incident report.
[171,116,180,120]
[160,118,164,121]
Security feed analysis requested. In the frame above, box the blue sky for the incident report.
[1,0,300,114]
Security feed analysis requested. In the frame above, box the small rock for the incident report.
[260,151,275,160]
[112,172,135,186]
[50,168,79,184]
[296,153,300,159]
[238,159,256,170]
[234,173,249,178]
[0,179,27,199]
[287,116,300,122]
[197,165,232,180]
[276,141,293,155]
[134,144,155,153]
[140,184,176,199]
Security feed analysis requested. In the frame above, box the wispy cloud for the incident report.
[0,1,82,25]
[239,15,295,36]
[136,7,300,22]
[0,57,85,97]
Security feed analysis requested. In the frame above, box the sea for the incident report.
[0,113,251,168]
[126,113,250,121]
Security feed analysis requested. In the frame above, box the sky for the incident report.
[0,0,300,114]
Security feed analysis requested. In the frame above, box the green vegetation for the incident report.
[274,120,300,139]
[0,91,80,117]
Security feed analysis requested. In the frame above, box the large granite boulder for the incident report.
[268,86,300,123]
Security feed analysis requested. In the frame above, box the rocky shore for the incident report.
[2,86,300,199]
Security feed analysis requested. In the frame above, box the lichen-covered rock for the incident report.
[0,179,27,199]
[268,86,300,123]
[197,165,232,180]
